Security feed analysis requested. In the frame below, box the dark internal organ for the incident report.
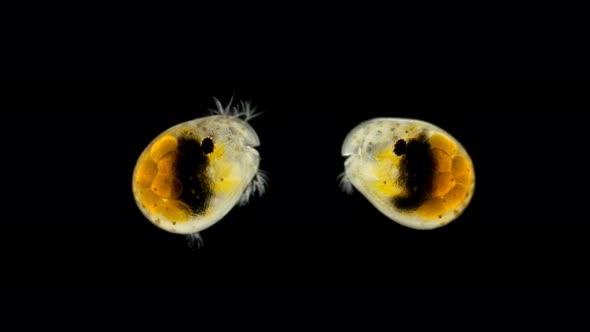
[134,134,214,223]
[392,133,473,220]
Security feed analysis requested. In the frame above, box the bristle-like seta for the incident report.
[209,97,262,121]
[239,170,269,206]
[338,172,354,195]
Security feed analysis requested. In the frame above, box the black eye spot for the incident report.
[393,139,407,156]
[202,137,214,154]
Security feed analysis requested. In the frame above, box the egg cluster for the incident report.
[134,134,202,225]
[414,133,474,221]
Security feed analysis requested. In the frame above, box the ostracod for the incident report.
[132,98,267,240]
[341,118,474,230]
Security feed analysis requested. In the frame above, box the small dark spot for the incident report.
[438,215,442,219]
[172,222,176,225]
[202,137,215,154]
[368,141,373,145]
[220,178,224,182]
[393,139,407,156]
[383,181,387,184]
[405,130,409,134]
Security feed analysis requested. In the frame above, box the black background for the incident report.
[1,81,588,290]
[3,2,589,327]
